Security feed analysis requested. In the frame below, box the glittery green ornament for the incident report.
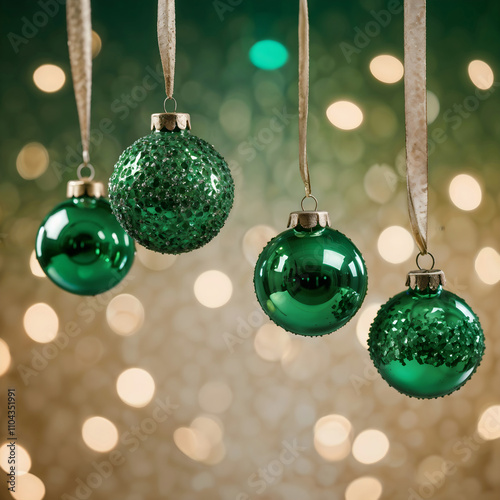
[35,180,135,296]
[254,210,368,336]
[108,113,234,254]
[368,269,484,399]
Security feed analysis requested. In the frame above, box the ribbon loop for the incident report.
[404,0,428,254]
[158,0,176,99]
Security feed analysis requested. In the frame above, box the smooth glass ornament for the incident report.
[108,129,234,254]
[254,224,368,336]
[368,286,484,399]
[36,196,135,295]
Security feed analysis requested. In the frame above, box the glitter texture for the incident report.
[36,196,135,295]
[368,286,485,399]
[254,224,368,336]
[109,129,234,254]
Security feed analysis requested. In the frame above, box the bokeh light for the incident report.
[116,368,156,408]
[363,164,398,204]
[10,472,45,500]
[369,55,404,83]
[475,247,500,285]
[377,226,415,264]
[356,303,382,349]
[449,174,482,211]
[16,143,49,180]
[198,381,233,414]
[314,414,352,461]
[254,323,291,361]
[173,427,211,462]
[82,416,119,453]
[136,245,177,271]
[326,101,363,130]
[0,339,11,376]
[468,60,494,90]
[33,64,65,93]
[352,429,390,464]
[91,30,102,58]
[23,303,59,343]
[249,40,288,70]
[477,405,500,440]
[0,442,31,475]
[345,476,383,500]
[29,250,45,278]
[427,90,440,124]
[106,294,144,336]
[194,270,232,308]
[242,225,278,265]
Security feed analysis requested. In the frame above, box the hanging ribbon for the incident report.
[298,0,311,198]
[404,0,428,254]
[66,0,92,175]
[158,0,176,101]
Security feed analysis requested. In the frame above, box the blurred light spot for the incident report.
[254,323,291,361]
[416,455,446,484]
[116,368,156,408]
[356,304,382,349]
[33,64,65,93]
[377,226,414,264]
[29,250,45,278]
[219,98,252,138]
[427,90,440,124]
[191,415,224,446]
[10,472,45,500]
[243,225,278,265]
[345,476,383,500]
[0,339,11,376]
[136,245,177,271]
[363,164,398,204]
[314,414,352,461]
[369,55,403,83]
[449,174,482,211]
[194,270,232,308]
[91,30,102,58]
[106,294,144,336]
[468,60,494,90]
[475,247,500,285]
[0,443,31,475]
[477,405,500,440]
[82,416,118,452]
[326,101,363,130]
[174,427,211,462]
[352,429,390,464]
[249,40,288,70]
[23,303,58,343]
[198,381,233,414]
[16,143,49,180]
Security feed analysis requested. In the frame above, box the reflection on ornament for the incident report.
[109,113,234,254]
[254,210,368,336]
[368,269,484,398]
[36,180,135,296]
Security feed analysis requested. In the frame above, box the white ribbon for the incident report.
[158,0,176,99]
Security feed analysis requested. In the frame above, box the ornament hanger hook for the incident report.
[300,194,318,212]
[158,0,176,100]
[416,251,435,271]
[66,0,92,173]
[298,0,312,199]
[77,162,95,181]
[404,0,429,255]
[163,96,178,113]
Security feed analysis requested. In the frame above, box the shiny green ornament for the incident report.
[108,113,234,254]
[254,210,368,336]
[368,268,485,399]
[35,180,135,296]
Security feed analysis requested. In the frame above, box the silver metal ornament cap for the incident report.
[406,269,446,291]
[287,211,331,229]
[67,179,105,199]
[151,112,191,132]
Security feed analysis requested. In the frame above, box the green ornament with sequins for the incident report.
[368,266,485,399]
[109,113,234,254]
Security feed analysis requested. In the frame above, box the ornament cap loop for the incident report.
[288,211,330,229]
[67,179,105,199]
[406,268,446,291]
[151,112,191,132]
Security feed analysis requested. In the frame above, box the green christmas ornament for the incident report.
[108,113,234,254]
[368,267,485,399]
[254,210,368,336]
[36,180,135,296]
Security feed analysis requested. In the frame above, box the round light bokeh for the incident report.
[81,416,119,453]
[326,101,363,130]
[377,226,415,264]
[23,303,59,343]
[449,174,482,211]
[116,368,156,408]
[33,64,65,93]
[194,270,233,308]
[369,55,404,83]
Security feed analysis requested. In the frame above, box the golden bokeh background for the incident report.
[1,1,500,499]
